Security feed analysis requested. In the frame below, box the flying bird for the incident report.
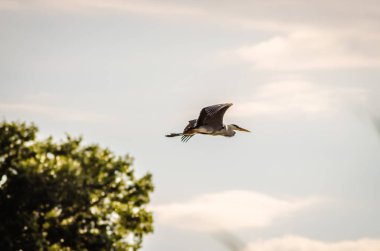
[166,103,250,142]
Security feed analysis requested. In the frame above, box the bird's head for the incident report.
[230,124,250,132]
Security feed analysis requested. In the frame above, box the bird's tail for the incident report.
[165,133,183,137]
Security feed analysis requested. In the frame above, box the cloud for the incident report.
[0,102,117,124]
[232,81,367,118]
[244,235,380,251]
[153,190,323,232]
[234,30,380,70]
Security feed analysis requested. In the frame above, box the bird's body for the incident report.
[166,103,250,142]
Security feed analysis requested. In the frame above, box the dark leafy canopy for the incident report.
[0,121,154,251]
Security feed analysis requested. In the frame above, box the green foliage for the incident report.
[0,121,154,251]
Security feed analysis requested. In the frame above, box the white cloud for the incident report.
[244,235,380,251]
[234,30,380,70]
[232,81,367,117]
[0,102,117,124]
[153,190,323,232]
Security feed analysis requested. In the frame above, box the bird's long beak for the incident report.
[237,126,250,132]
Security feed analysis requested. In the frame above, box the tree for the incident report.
[0,121,154,251]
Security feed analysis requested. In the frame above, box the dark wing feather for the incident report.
[179,120,197,142]
[196,103,233,127]
[183,119,197,133]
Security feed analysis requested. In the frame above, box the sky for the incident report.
[1,0,380,250]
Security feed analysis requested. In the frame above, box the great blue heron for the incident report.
[166,103,250,142]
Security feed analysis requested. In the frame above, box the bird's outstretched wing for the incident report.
[166,120,197,142]
[196,103,233,128]
[183,119,197,133]
[180,119,197,142]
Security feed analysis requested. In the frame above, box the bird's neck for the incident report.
[225,124,234,131]
[224,125,236,136]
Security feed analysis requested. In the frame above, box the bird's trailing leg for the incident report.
[181,135,193,142]
[165,133,183,137]
[166,133,194,142]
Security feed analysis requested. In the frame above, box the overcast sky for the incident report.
[1,1,380,250]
